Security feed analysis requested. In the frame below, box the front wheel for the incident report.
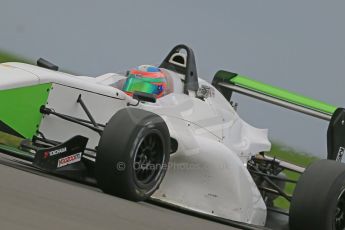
[95,108,170,201]
[289,160,345,230]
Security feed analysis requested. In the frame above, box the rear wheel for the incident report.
[95,108,170,201]
[289,160,345,230]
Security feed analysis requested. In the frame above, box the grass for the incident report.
[0,50,75,74]
[266,143,319,209]
[0,50,32,64]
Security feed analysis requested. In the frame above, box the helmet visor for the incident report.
[123,77,164,95]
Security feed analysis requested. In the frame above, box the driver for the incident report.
[122,65,168,98]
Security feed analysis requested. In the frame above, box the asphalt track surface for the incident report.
[0,153,241,230]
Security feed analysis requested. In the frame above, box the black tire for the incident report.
[289,160,345,230]
[95,108,170,201]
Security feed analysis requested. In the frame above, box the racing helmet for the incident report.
[122,65,167,98]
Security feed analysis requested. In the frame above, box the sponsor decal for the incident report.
[336,147,345,162]
[46,147,67,157]
[57,152,82,168]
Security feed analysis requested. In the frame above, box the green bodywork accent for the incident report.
[0,83,51,139]
[230,75,337,115]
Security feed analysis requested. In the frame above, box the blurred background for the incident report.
[0,0,344,157]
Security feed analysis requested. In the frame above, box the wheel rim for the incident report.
[335,188,345,230]
[133,133,164,187]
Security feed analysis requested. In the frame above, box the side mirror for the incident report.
[133,91,157,103]
[37,58,59,71]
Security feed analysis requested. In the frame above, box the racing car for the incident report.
[0,44,345,230]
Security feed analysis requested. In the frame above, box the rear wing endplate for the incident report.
[212,70,345,161]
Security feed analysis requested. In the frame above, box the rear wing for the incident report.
[212,70,345,161]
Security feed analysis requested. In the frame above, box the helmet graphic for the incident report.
[122,65,167,98]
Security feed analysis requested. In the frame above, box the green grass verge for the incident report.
[267,143,319,209]
[0,50,73,74]
[0,50,31,64]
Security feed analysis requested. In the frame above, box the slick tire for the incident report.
[96,108,170,201]
[289,160,345,230]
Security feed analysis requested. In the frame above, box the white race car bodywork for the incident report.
[0,62,271,226]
